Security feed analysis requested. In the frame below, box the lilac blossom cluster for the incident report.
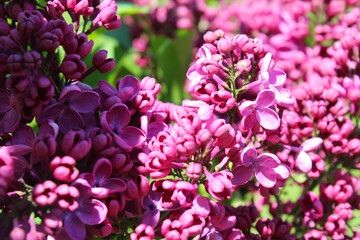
[0,0,300,237]
[116,0,360,239]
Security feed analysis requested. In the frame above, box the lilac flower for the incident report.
[259,53,293,108]
[239,89,280,130]
[40,85,99,133]
[63,179,108,240]
[12,120,58,167]
[204,170,233,201]
[100,103,146,152]
[80,158,127,199]
[283,137,323,173]
[232,147,281,188]
[0,89,21,134]
[50,156,79,182]
[130,224,155,240]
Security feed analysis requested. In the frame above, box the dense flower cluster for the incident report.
[1,0,360,240]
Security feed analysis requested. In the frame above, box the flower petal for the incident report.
[241,147,257,166]
[268,69,286,87]
[12,126,35,145]
[118,126,146,147]
[274,164,290,180]
[75,199,108,225]
[108,104,130,131]
[91,187,110,199]
[70,91,100,113]
[99,80,117,96]
[296,151,312,173]
[59,85,82,103]
[238,100,255,116]
[232,166,253,186]
[102,178,127,193]
[58,108,84,133]
[116,75,140,102]
[257,153,280,168]
[261,53,272,72]
[1,109,21,133]
[93,158,112,184]
[301,137,323,152]
[142,208,160,228]
[256,107,280,130]
[241,113,256,130]
[254,166,277,188]
[0,89,11,112]
[256,90,275,109]
[64,214,85,240]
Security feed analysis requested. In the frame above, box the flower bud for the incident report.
[50,156,79,182]
[186,162,202,181]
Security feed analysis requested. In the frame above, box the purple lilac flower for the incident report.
[80,158,127,199]
[100,103,146,152]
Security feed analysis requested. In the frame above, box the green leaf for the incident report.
[280,181,303,202]
[291,173,307,184]
[116,2,149,16]
[348,209,360,232]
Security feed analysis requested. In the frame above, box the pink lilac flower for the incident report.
[232,147,281,188]
[204,170,233,201]
[283,137,323,173]
[239,89,280,130]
